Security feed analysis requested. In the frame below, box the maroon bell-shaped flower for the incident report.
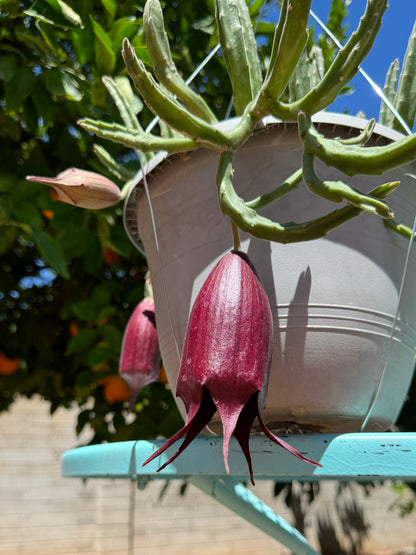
[142,251,321,483]
[119,297,161,411]
[26,168,121,209]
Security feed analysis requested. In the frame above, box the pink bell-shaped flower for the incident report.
[26,168,120,209]
[142,251,321,483]
[119,297,161,411]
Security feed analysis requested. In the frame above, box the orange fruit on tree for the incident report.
[69,321,79,336]
[158,365,168,384]
[0,352,20,375]
[104,248,121,265]
[42,209,54,220]
[100,375,130,404]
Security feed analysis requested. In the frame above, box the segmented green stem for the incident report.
[378,59,399,128]
[384,219,416,242]
[268,0,388,119]
[122,39,232,150]
[337,118,375,145]
[246,169,303,210]
[302,151,394,218]
[217,151,399,244]
[144,0,217,124]
[254,0,312,117]
[102,76,143,131]
[298,112,416,176]
[393,19,416,131]
[78,118,199,154]
[215,0,262,115]
[93,144,136,180]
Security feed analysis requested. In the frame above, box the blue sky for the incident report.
[310,1,416,129]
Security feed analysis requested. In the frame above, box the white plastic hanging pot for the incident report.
[124,112,416,434]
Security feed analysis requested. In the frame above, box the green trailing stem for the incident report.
[102,76,143,132]
[93,144,136,181]
[144,0,217,124]
[215,0,262,115]
[217,150,400,244]
[298,112,416,176]
[266,0,388,120]
[78,118,199,154]
[122,39,233,150]
[254,0,312,117]
[337,119,376,146]
[230,219,241,251]
[385,219,416,242]
[302,151,394,219]
[245,169,303,210]
[264,0,287,82]
[378,59,399,128]
[393,19,416,131]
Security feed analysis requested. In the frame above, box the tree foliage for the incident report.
[0,0,414,445]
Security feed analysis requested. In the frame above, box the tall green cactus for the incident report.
[379,19,416,133]
[378,59,399,128]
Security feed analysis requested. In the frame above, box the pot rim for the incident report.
[123,111,405,253]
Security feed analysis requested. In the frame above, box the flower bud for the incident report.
[119,298,161,411]
[26,168,120,209]
[142,251,321,483]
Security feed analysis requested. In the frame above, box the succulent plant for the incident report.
[77,0,416,247]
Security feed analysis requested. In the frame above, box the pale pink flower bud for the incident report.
[142,251,321,484]
[26,168,120,209]
[119,298,161,411]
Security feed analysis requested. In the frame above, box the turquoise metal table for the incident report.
[62,433,416,555]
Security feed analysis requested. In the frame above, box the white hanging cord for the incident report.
[138,152,182,361]
[360,201,416,430]
[145,43,222,135]
[309,9,412,136]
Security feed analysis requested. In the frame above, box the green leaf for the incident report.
[91,282,114,307]
[0,227,18,254]
[66,328,100,355]
[72,26,94,66]
[0,54,18,82]
[99,323,123,351]
[71,300,98,321]
[11,201,42,229]
[14,27,50,58]
[75,370,97,388]
[31,228,70,279]
[90,16,117,75]
[87,345,112,367]
[45,68,84,101]
[5,69,36,112]
[129,38,153,67]
[109,17,141,53]
[24,0,83,28]
[100,0,117,24]
[31,87,56,128]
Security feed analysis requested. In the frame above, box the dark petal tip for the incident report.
[142,388,217,471]
[257,412,322,468]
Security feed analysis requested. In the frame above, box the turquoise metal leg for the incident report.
[190,476,320,555]
[61,433,416,554]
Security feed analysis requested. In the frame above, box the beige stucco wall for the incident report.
[0,396,415,555]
